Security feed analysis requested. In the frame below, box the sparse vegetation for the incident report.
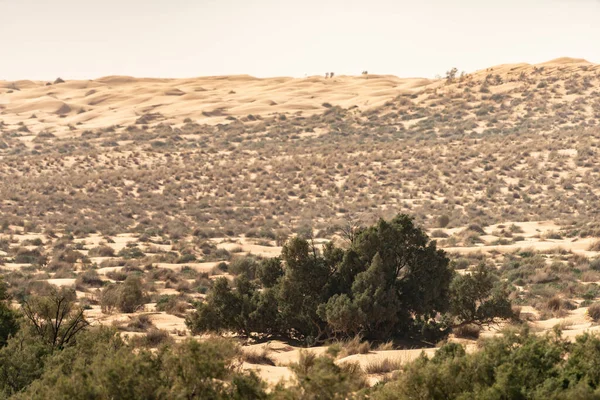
[2,60,600,397]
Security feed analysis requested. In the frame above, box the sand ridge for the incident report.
[0,74,433,137]
[3,57,597,138]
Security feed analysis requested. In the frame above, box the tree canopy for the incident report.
[187,214,511,343]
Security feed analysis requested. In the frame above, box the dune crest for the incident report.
[1,57,598,138]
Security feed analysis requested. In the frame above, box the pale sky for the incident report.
[1,0,599,80]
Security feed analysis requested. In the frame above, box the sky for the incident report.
[1,0,599,80]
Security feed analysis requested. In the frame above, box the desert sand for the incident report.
[1,57,597,139]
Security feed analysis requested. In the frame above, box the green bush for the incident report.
[12,328,267,399]
[373,327,600,400]
[100,276,146,314]
[0,277,18,347]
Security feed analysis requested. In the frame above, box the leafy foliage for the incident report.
[11,328,267,400]
[449,263,515,327]
[373,327,600,400]
[100,275,147,314]
[188,214,508,343]
[0,276,18,347]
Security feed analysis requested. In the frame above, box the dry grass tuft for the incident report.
[338,336,371,358]
[241,346,275,366]
[364,358,404,374]
[453,324,481,339]
[588,303,600,321]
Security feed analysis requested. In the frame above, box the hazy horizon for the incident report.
[1,0,599,81]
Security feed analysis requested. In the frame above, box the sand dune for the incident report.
[0,74,433,137]
[1,58,598,139]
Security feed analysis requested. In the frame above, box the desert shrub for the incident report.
[580,270,600,282]
[453,324,481,339]
[279,351,367,399]
[430,229,448,238]
[141,328,173,347]
[228,256,259,279]
[364,357,403,374]
[88,245,115,257]
[438,215,450,228]
[12,329,266,399]
[372,327,600,399]
[14,248,47,266]
[155,294,188,315]
[326,343,343,358]
[75,270,103,288]
[54,249,85,264]
[124,314,155,332]
[176,280,191,293]
[23,238,43,246]
[338,336,371,358]
[545,230,563,240]
[100,284,120,314]
[176,253,197,264]
[466,223,485,234]
[194,275,212,294]
[106,269,127,281]
[118,275,146,313]
[117,246,145,260]
[100,276,146,314]
[547,296,564,312]
[452,258,470,270]
[21,287,88,351]
[241,347,275,365]
[588,303,600,321]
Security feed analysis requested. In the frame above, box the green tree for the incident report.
[186,277,242,335]
[0,328,50,396]
[318,294,360,337]
[277,237,331,341]
[449,263,514,327]
[187,214,512,344]
[246,287,280,338]
[350,253,402,338]
[118,275,146,313]
[351,215,454,334]
[257,257,284,288]
[357,216,452,313]
[0,276,18,347]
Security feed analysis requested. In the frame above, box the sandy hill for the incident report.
[1,57,598,138]
[1,57,600,238]
[0,74,432,137]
